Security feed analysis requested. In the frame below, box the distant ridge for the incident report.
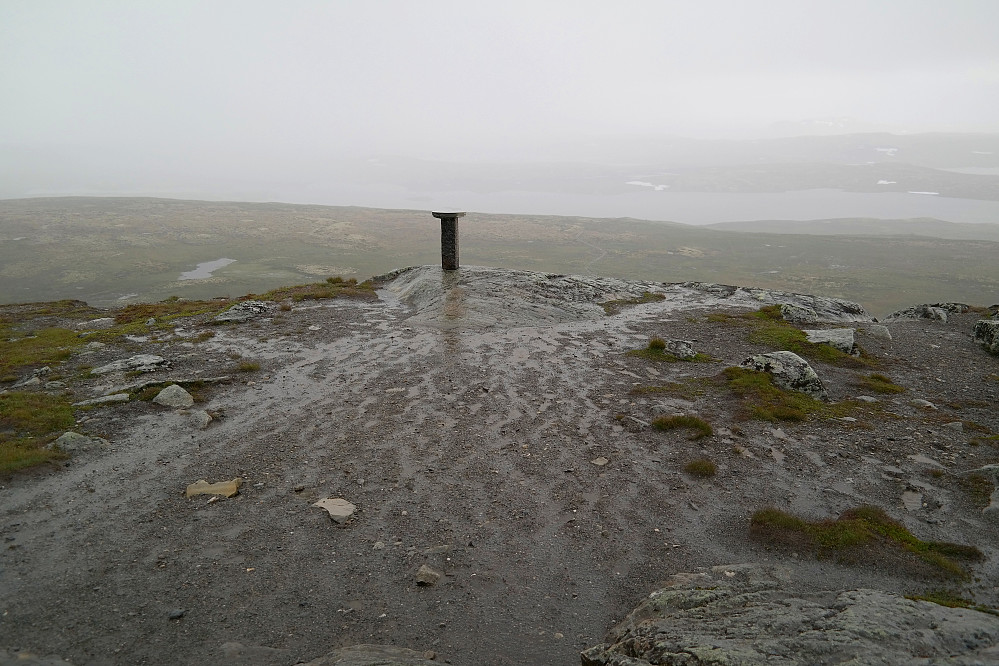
[706,217,999,243]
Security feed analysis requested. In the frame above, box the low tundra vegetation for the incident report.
[710,305,874,367]
[600,291,665,315]
[721,366,863,422]
[627,336,712,363]
[258,276,376,303]
[651,414,713,440]
[906,590,999,616]
[857,373,905,394]
[750,505,983,578]
[0,391,74,473]
[683,458,717,478]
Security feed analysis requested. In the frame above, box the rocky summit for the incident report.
[1,265,998,666]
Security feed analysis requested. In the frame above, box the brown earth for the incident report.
[1,266,998,665]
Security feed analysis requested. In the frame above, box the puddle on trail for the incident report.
[179,257,237,280]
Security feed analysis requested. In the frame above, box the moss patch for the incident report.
[0,325,85,379]
[683,458,717,477]
[651,414,713,440]
[709,306,874,367]
[721,366,859,422]
[601,291,665,315]
[907,590,999,617]
[0,392,75,473]
[857,373,905,394]
[750,505,983,578]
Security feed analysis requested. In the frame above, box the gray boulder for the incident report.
[778,303,818,324]
[581,564,999,666]
[152,384,195,408]
[662,339,697,360]
[802,328,856,355]
[884,302,972,323]
[91,354,169,375]
[49,431,109,452]
[974,319,999,356]
[214,300,272,323]
[740,351,827,399]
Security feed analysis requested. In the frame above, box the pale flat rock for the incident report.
[901,490,923,511]
[73,393,130,406]
[908,454,945,468]
[153,384,195,408]
[314,497,357,524]
[76,317,116,330]
[415,564,443,586]
[214,300,272,323]
[802,328,856,354]
[866,324,893,340]
[91,354,168,375]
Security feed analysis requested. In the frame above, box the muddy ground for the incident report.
[2,266,998,665]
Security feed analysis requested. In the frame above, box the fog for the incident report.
[2,0,998,211]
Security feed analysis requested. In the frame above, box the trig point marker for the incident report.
[432,211,466,271]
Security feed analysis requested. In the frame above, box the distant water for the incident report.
[296,186,999,225]
[179,257,236,280]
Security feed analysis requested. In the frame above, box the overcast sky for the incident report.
[3,0,998,165]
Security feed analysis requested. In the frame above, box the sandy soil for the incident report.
[2,266,998,665]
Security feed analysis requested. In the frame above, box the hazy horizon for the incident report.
[3,1,999,209]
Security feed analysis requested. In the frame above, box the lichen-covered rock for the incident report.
[740,351,827,399]
[778,303,817,324]
[974,319,999,356]
[884,302,972,322]
[802,328,856,354]
[49,432,109,452]
[91,354,169,375]
[662,340,697,360]
[152,384,195,408]
[580,564,999,666]
[214,300,272,323]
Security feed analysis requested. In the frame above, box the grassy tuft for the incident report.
[683,458,717,477]
[0,392,75,473]
[858,373,905,394]
[648,336,666,351]
[907,590,999,616]
[114,298,232,325]
[651,414,713,440]
[236,361,261,373]
[601,291,666,315]
[0,325,84,379]
[750,505,982,578]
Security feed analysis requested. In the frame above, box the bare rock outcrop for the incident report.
[581,564,999,666]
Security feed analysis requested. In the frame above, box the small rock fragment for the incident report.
[911,399,937,410]
[168,609,186,620]
[415,564,442,586]
[186,478,242,498]
[313,497,357,524]
[590,457,609,466]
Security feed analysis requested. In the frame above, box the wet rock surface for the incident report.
[740,350,828,399]
[581,564,999,666]
[1,265,998,665]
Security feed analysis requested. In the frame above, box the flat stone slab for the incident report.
[91,354,168,375]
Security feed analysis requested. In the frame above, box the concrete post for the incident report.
[432,211,466,271]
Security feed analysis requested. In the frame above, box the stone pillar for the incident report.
[432,211,466,271]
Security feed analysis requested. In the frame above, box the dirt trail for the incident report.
[2,266,998,665]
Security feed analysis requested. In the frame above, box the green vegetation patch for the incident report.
[258,276,377,303]
[857,373,906,394]
[750,505,983,578]
[627,337,713,363]
[236,361,261,373]
[722,366,846,422]
[114,297,233,326]
[0,324,84,379]
[710,305,874,367]
[601,291,666,315]
[683,458,717,478]
[0,392,75,473]
[651,414,713,440]
[906,590,999,617]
